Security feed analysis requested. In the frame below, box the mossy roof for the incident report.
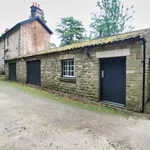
[8,28,150,60]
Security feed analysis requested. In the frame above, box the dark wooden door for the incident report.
[27,60,41,85]
[100,57,126,106]
[9,63,16,81]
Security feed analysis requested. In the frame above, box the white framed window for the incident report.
[62,59,74,77]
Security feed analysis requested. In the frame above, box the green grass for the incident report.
[6,81,128,116]
[0,75,5,81]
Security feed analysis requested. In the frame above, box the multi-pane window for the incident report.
[62,60,74,77]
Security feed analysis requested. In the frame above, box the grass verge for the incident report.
[5,81,128,116]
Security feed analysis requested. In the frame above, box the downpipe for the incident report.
[141,38,146,113]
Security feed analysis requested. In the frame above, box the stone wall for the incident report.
[5,29,20,59]
[0,41,4,74]
[0,29,20,74]
[40,50,99,100]
[5,62,9,79]
[5,40,144,112]
[126,42,143,111]
[16,60,27,83]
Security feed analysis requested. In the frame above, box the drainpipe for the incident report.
[141,38,146,113]
[3,37,6,74]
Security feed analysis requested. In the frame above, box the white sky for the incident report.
[0,0,150,46]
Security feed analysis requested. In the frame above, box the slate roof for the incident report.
[0,16,53,40]
[7,28,150,60]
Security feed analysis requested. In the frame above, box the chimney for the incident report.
[30,2,44,20]
[5,28,9,33]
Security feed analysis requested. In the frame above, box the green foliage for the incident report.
[90,0,135,37]
[50,43,57,48]
[55,16,86,46]
[41,14,47,23]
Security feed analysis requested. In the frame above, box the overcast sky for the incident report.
[0,0,150,45]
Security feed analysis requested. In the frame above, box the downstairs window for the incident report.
[62,59,74,77]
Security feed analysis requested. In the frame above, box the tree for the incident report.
[50,43,57,48]
[55,16,86,46]
[90,0,135,37]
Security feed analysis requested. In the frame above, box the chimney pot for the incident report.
[5,28,9,33]
[30,3,44,19]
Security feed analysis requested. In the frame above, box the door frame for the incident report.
[99,57,126,107]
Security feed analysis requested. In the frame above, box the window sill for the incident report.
[60,77,76,83]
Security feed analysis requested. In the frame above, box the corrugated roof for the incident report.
[0,17,53,40]
[7,28,150,60]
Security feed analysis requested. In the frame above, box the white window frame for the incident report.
[62,59,75,78]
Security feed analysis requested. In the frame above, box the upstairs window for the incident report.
[7,37,9,46]
[62,59,74,77]
[2,40,4,49]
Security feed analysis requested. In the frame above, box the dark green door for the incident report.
[100,57,126,106]
[27,60,41,85]
[9,63,16,81]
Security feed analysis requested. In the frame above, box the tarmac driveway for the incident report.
[0,81,150,150]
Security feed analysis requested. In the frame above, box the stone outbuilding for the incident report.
[5,28,150,112]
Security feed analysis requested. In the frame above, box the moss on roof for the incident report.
[8,28,150,60]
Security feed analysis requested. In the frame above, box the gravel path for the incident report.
[0,81,150,150]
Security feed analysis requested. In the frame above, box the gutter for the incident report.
[141,38,146,113]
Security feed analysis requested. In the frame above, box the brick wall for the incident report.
[5,41,144,112]
[20,20,51,56]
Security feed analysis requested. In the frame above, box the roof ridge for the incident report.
[0,17,53,40]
